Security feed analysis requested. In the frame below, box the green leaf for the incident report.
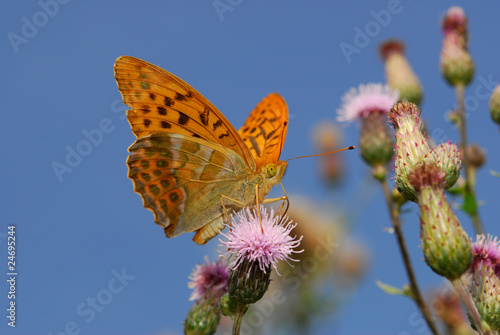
[376,281,414,299]
[461,190,477,216]
[446,184,465,196]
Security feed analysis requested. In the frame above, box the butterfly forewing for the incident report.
[238,93,289,168]
[114,56,255,169]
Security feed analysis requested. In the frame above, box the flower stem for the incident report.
[380,177,441,335]
[456,85,484,235]
[232,302,247,335]
[452,278,492,335]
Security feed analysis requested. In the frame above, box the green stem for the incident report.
[380,177,441,335]
[456,85,485,235]
[232,302,247,335]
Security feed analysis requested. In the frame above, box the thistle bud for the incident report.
[227,259,271,304]
[390,102,463,201]
[219,293,239,317]
[359,111,394,168]
[466,144,486,169]
[466,235,500,331]
[440,33,474,87]
[409,163,472,280]
[184,293,221,335]
[379,39,423,105]
[489,85,500,125]
[388,102,431,201]
[431,141,462,189]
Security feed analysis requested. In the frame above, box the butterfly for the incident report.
[114,56,289,244]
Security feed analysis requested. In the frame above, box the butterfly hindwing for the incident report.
[238,93,289,168]
[127,133,253,241]
[114,56,256,170]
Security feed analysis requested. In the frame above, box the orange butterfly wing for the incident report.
[114,56,256,170]
[238,93,289,167]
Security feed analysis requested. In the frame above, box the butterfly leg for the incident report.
[219,194,247,228]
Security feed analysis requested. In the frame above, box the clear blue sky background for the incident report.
[2,1,500,334]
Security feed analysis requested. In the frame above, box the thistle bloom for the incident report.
[466,235,500,331]
[184,257,228,334]
[379,39,423,105]
[221,206,302,305]
[337,83,398,168]
[409,163,472,280]
[222,206,302,274]
[336,83,398,123]
[188,256,229,301]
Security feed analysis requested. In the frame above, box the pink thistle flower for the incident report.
[188,256,229,301]
[469,234,500,276]
[221,206,302,275]
[337,83,399,123]
[441,7,468,38]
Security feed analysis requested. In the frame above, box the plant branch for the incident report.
[456,85,484,235]
[380,177,441,335]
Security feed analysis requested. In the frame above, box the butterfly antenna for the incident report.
[285,145,355,162]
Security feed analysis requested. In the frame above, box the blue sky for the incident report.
[2,1,500,334]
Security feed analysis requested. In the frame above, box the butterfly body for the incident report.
[115,56,288,244]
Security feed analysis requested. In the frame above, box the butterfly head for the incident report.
[262,161,287,192]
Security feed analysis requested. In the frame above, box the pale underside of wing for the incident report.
[114,55,256,170]
[127,133,256,244]
[238,93,289,168]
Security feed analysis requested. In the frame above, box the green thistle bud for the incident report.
[409,163,472,280]
[468,264,500,331]
[388,102,431,201]
[219,293,239,317]
[466,235,500,331]
[440,33,474,87]
[379,39,424,106]
[432,142,462,189]
[489,84,500,125]
[184,293,221,335]
[228,259,271,305]
[359,111,394,168]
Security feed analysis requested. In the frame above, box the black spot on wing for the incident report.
[164,97,173,106]
[157,107,167,115]
[175,93,186,101]
[199,107,209,126]
[213,120,223,131]
[178,113,189,125]
[161,121,171,129]
[218,132,229,139]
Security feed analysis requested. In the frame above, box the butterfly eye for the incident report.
[266,164,277,178]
